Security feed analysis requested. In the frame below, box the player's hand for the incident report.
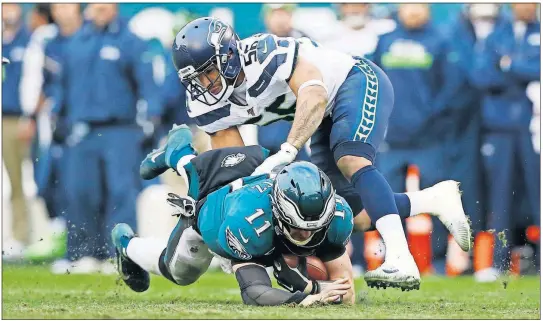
[166,193,196,218]
[252,143,298,175]
[273,256,317,294]
[299,278,350,307]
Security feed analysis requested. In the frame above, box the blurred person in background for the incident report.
[257,3,310,163]
[24,3,84,266]
[439,4,504,277]
[442,3,503,279]
[322,3,395,57]
[20,4,55,174]
[2,3,32,261]
[50,3,163,274]
[471,3,540,281]
[262,3,306,38]
[372,4,466,268]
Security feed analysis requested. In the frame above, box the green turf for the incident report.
[2,265,540,319]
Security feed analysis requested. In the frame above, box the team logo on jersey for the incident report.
[221,153,246,168]
[207,18,227,49]
[225,227,252,260]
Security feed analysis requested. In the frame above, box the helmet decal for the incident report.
[207,18,227,49]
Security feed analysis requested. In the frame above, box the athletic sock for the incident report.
[126,237,167,276]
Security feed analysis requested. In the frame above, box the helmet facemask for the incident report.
[271,182,337,257]
[178,54,236,105]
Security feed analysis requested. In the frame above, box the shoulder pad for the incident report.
[327,195,354,247]
[218,206,275,261]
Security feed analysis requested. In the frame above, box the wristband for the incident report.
[281,142,299,158]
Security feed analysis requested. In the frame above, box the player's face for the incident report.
[398,4,430,30]
[288,228,314,242]
[89,3,117,28]
[196,64,223,95]
[512,3,538,22]
[52,4,80,26]
[340,3,370,29]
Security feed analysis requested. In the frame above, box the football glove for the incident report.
[273,255,319,294]
[166,193,196,218]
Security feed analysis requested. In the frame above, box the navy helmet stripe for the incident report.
[248,53,287,98]
[193,104,231,126]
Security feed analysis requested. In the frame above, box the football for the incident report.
[283,255,329,281]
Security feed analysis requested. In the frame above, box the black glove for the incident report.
[166,193,196,218]
[273,255,319,294]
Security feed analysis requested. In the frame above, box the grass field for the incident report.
[2,265,540,319]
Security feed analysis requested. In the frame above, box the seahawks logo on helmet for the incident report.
[221,153,246,168]
[225,227,252,260]
[207,18,227,49]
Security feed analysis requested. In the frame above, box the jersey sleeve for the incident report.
[187,98,249,134]
[267,35,298,83]
[315,195,354,262]
[245,34,299,99]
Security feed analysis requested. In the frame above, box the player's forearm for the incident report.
[235,264,308,306]
[287,87,327,150]
[323,252,356,304]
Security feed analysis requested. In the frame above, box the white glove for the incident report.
[252,143,298,175]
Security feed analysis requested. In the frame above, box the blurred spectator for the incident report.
[320,3,395,57]
[51,3,162,273]
[442,3,505,266]
[262,3,306,38]
[27,3,54,32]
[372,4,464,262]
[471,3,540,278]
[257,3,310,162]
[24,3,84,266]
[2,3,32,260]
[21,5,55,170]
[443,3,503,279]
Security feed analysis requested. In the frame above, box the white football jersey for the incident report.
[187,33,356,134]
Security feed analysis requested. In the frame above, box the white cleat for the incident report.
[364,255,421,291]
[425,180,472,252]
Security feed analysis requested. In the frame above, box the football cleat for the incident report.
[365,255,421,291]
[139,124,196,180]
[140,145,168,180]
[425,180,472,252]
[111,223,150,292]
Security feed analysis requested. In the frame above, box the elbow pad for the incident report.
[235,265,308,306]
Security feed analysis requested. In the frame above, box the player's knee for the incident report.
[337,155,372,181]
